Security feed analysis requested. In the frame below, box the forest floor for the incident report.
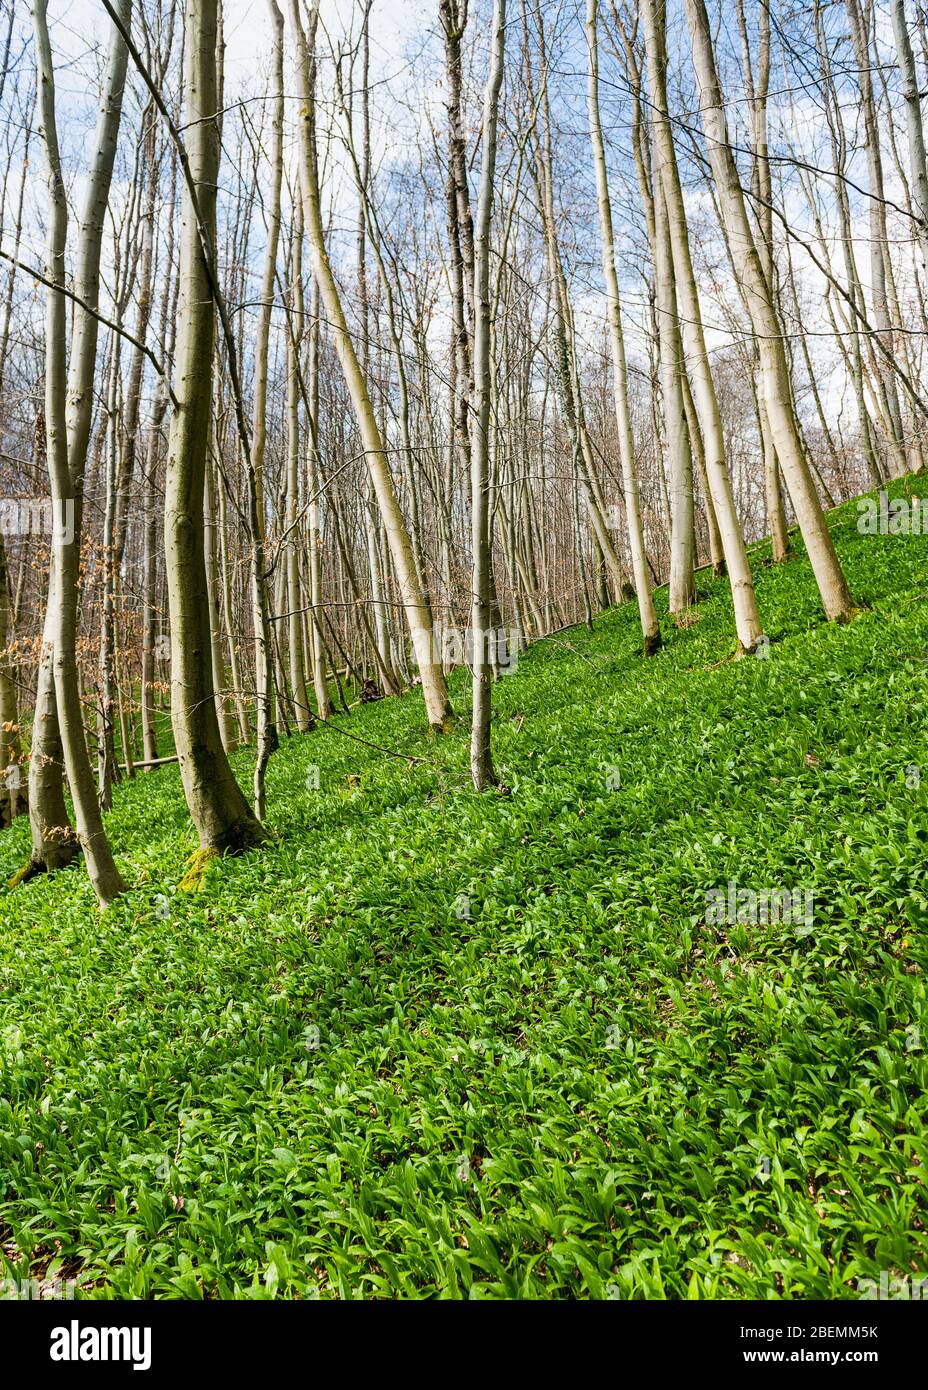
[1,476,927,1298]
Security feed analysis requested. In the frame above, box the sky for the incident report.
[3,0,924,429]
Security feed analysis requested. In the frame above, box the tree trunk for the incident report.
[286,202,312,731]
[288,0,452,730]
[683,0,855,623]
[586,0,660,653]
[164,0,264,852]
[642,0,763,651]
[22,0,135,877]
[470,0,505,790]
[0,535,24,827]
[845,0,907,474]
[32,0,127,906]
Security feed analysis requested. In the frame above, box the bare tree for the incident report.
[30,0,128,905]
[163,0,264,851]
[470,0,506,789]
[289,0,452,731]
[683,0,855,624]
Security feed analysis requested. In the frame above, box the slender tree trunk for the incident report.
[22,0,134,878]
[654,175,696,616]
[681,366,725,577]
[216,464,251,744]
[0,110,27,830]
[141,447,159,764]
[641,0,763,650]
[736,0,792,561]
[165,0,264,852]
[845,0,907,473]
[306,278,335,719]
[32,0,127,906]
[683,0,855,623]
[205,445,236,750]
[470,0,505,790]
[586,0,660,653]
[0,535,23,827]
[288,0,451,730]
[243,0,285,815]
[363,497,400,694]
[98,338,122,808]
[761,395,791,562]
[891,0,928,269]
[141,131,180,767]
[286,202,312,731]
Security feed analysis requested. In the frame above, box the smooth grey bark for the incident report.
[23,2,133,878]
[245,0,284,821]
[288,0,452,730]
[641,0,763,650]
[470,0,505,790]
[890,0,928,268]
[164,0,264,852]
[0,535,22,827]
[306,276,334,719]
[141,134,180,767]
[32,0,127,906]
[735,0,791,562]
[653,174,696,616]
[204,444,237,751]
[586,0,660,653]
[0,107,27,830]
[683,0,855,623]
[285,201,312,731]
[845,0,907,473]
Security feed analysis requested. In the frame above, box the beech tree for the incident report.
[682,0,856,624]
[288,0,453,733]
[5,0,927,894]
[470,0,506,789]
[162,0,264,851]
[30,0,129,905]
[586,0,660,653]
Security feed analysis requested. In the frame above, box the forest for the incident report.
[0,0,926,1323]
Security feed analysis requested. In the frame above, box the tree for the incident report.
[641,0,764,652]
[470,0,506,789]
[163,0,265,851]
[890,0,928,271]
[586,0,660,653]
[288,0,453,732]
[682,0,856,624]
[31,0,128,906]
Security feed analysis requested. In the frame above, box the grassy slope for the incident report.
[1,479,927,1300]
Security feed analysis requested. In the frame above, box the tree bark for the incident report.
[288,0,452,730]
[586,0,660,653]
[32,0,128,906]
[890,0,928,269]
[641,0,763,650]
[470,0,505,790]
[683,0,855,623]
[164,0,265,851]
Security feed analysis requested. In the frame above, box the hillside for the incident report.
[1,477,927,1299]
